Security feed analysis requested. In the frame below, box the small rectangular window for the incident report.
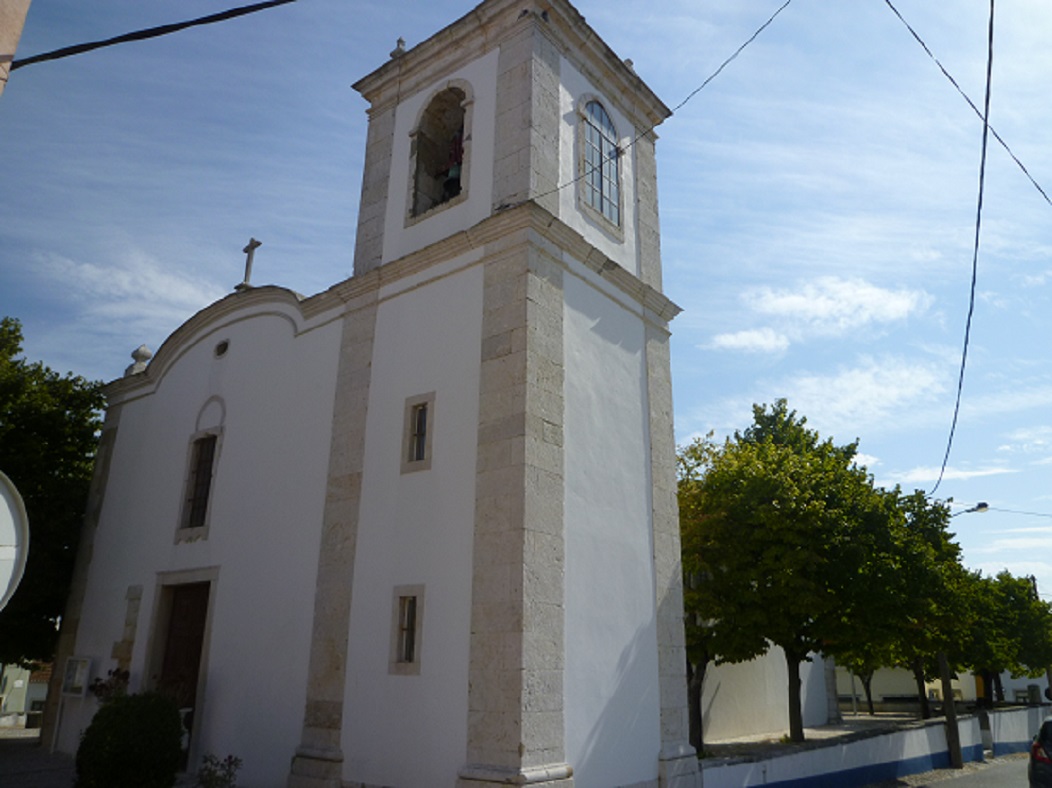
[397,596,417,663]
[409,403,428,463]
[184,435,217,529]
[177,432,220,542]
[401,392,435,473]
[389,584,424,675]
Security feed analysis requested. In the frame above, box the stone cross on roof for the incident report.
[235,237,261,292]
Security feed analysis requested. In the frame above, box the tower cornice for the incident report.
[352,0,670,132]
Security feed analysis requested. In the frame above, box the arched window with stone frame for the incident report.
[579,98,621,228]
[407,82,473,220]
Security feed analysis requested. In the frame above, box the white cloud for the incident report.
[971,536,1052,554]
[1019,269,1052,287]
[707,277,932,354]
[18,248,228,380]
[707,327,790,354]
[885,466,1018,485]
[35,249,225,333]
[681,355,948,445]
[996,425,1052,455]
[995,526,1052,535]
[853,453,880,470]
[749,276,931,335]
[38,249,222,312]
[784,356,945,438]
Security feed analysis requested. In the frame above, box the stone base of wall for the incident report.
[288,749,343,788]
[659,752,703,788]
[457,762,574,786]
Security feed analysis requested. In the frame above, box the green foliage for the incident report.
[682,401,892,655]
[680,398,1052,738]
[89,668,130,704]
[75,692,183,788]
[834,490,962,717]
[195,753,243,788]
[0,317,103,664]
[963,571,1052,681]
[680,400,901,742]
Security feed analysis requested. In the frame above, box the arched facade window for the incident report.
[410,87,467,218]
[582,100,620,226]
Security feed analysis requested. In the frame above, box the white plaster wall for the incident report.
[837,665,1049,705]
[703,649,829,741]
[562,267,660,787]
[702,718,982,788]
[993,670,1049,702]
[558,57,638,276]
[382,49,499,265]
[991,706,1049,752]
[343,262,482,787]
[836,665,921,701]
[60,307,342,785]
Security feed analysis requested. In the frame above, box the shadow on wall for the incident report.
[572,616,659,786]
[570,572,690,787]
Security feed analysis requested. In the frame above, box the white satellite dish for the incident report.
[0,470,29,612]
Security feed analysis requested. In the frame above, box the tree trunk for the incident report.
[861,671,875,715]
[785,649,805,743]
[912,657,932,719]
[993,671,1004,703]
[939,652,964,769]
[687,658,706,754]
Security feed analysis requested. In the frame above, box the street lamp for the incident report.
[940,499,988,769]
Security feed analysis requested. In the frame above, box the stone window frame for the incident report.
[400,391,435,474]
[176,427,223,543]
[577,95,625,238]
[388,584,425,676]
[405,79,475,227]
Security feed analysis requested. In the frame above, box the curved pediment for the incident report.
[103,285,343,403]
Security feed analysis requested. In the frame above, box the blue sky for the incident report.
[3,1,1052,603]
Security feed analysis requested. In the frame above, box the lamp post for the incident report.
[940,500,989,768]
[951,501,989,517]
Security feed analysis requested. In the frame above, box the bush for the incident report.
[196,753,242,788]
[75,692,183,788]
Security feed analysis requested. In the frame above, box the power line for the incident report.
[929,0,995,497]
[883,0,1052,208]
[987,506,1052,519]
[10,0,297,72]
[501,0,794,212]
[668,0,793,116]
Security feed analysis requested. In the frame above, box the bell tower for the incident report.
[290,2,700,786]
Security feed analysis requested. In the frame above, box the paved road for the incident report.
[913,757,1027,787]
[0,736,74,788]
[867,753,1029,787]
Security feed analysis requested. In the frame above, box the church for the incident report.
[44,2,700,785]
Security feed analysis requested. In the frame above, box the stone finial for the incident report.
[124,344,153,377]
[624,58,635,72]
[390,37,406,59]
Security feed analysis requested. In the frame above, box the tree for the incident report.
[0,317,103,664]
[679,434,767,752]
[679,400,895,742]
[886,491,962,719]
[962,570,1052,704]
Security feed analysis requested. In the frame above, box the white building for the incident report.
[44,2,700,786]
